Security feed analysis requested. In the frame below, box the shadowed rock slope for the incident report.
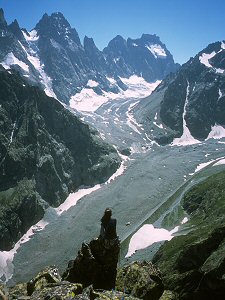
[0,67,121,251]
[134,41,225,144]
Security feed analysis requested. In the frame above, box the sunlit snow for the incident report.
[55,185,101,215]
[1,52,29,72]
[22,29,39,41]
[145,44,167,58]
[189,156,225,175]
[172,81,200,146]
[70,76,161,112]
[87,80,99,88]
[199,52,217,68]
[125,224,179,258]
[199,44,225,74]
[107,77,116,85]
[218,89,223,100]
[213,158,225,166]
[206,125,225,140]
[20,31,57,98]
[0,219,48,282]
[126,101,143,134]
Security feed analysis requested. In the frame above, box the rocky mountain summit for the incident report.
[0,8,179,106]
[134,41,225,144]
[0,67,120,251]
[103,34,179,82]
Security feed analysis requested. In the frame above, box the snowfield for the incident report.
[70,76,161,112]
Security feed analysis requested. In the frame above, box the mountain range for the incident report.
[0,9,179,106]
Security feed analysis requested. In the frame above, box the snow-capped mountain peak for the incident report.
[0,8,179,106]
[199,40,225,74]
[35,11,81,47]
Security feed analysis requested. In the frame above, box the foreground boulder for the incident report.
[3,267,141,300]
[27,265,61,296]
[30,282,83,300]
[63,237,120,290]
[116,261,164,300]
[1,240,167,299]
[30,283,140,300]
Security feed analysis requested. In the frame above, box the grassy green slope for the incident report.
[153,168,225,299]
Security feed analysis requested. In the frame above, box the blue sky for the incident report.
[0,0,224,64]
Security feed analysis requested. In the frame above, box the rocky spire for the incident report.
[8,19,24,41]
[0,8,7,26]
[63,237,120,290]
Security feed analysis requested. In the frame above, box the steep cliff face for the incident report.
[0,67,121,250]
[153,169,225,299]
[103,34,179,82]
[133,41,225,144]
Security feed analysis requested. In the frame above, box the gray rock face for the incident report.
[104,34,179,82]
[0,68,121,251]
[133,41,225,143]
[0,9,179,105]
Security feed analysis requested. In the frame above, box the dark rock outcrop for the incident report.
[27,265,62,296]
[0,68,121,250]
[2,277,140,300]
[116,261,164,300]
[63,237,120,290]
[0,229,167,299]
[0,258,165,300]
[133,40,225,143]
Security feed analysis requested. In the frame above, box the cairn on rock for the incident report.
[63,237,120,290]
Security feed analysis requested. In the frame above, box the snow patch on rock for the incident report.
[172,81,200,146]
[19,35,57,99]
[22,29,39,42]
[87,80,99,88]
[145,44,167,58]
[70,76,161,112]
[199,44,225,74]
[207,125,225,140]
[1,52,29,72]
